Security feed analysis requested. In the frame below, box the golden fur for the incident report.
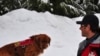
[0,34,51,56]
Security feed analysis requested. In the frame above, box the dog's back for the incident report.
[0,43,15,56]
[0,43,26,56]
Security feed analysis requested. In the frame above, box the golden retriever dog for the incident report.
[0,34,51,56]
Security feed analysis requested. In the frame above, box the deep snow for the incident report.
[0,8,100,56]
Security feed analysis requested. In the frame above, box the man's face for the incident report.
[79,24,89,37]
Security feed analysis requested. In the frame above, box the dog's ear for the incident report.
[34,36,41,45]
[30,35,38,41]
[35,34,51,49]
[30,34,51,49]
[30,34,41,45]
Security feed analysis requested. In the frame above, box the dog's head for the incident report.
[30,34,51,50]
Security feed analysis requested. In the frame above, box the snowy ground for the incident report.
[0,8,99,56]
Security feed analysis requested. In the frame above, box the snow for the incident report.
[0,8,98,56]
[99,0,100,3]
[42,0,48,3]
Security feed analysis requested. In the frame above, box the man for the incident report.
[76,14,100,56]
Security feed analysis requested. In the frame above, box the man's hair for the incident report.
[90,24,100,33]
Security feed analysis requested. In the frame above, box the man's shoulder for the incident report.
[92,35,100,44]
[79,39,86,46]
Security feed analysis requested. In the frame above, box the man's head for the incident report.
[76,14,99,37]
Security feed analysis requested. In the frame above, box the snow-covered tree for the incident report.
[0,0,100,18]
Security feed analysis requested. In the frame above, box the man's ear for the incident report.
[85,24,91,32]
[87,24,91,29]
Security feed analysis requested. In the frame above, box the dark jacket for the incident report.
[77,33,100,56]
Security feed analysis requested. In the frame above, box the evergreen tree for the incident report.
[0,0,100,18]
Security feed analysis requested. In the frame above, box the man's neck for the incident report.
[87,32,96,39]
